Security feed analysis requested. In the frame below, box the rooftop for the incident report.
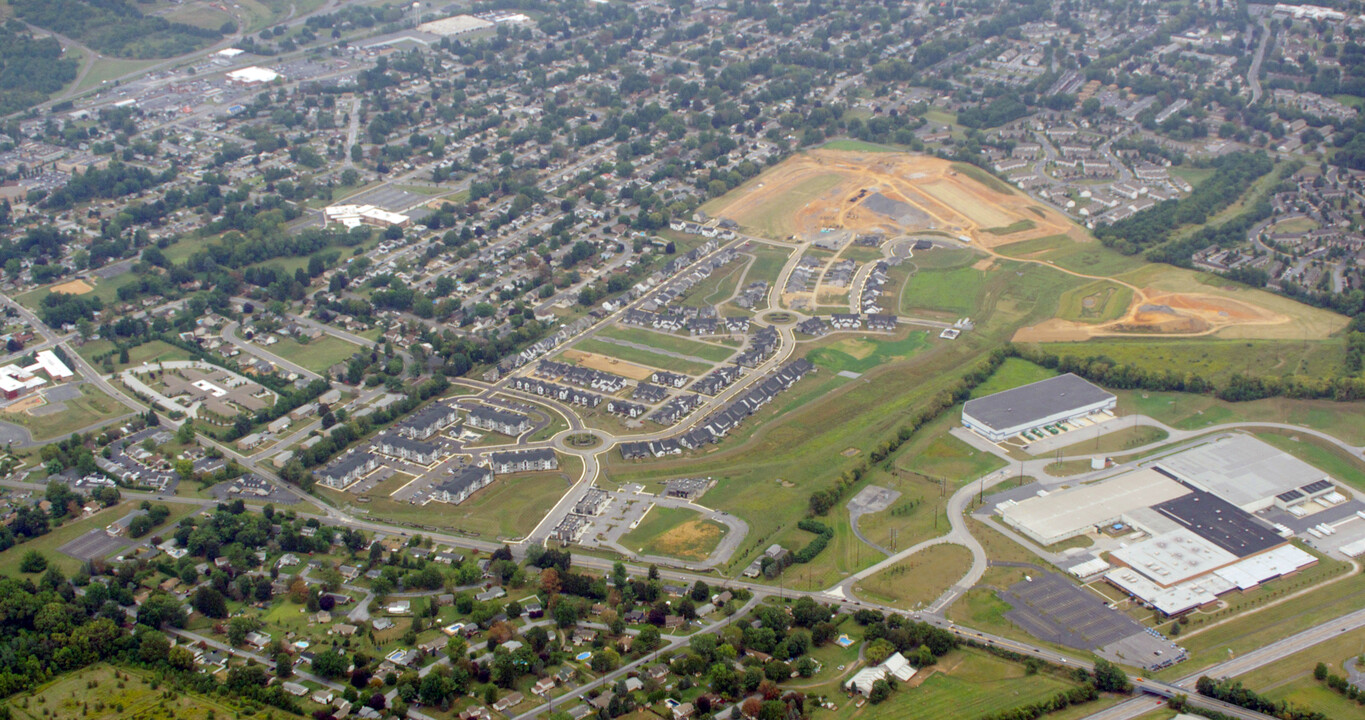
[963,373,1114,432]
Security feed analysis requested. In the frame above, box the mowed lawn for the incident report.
[573,338,713,375]
[901,267,984,316]
[596,325,735,362]
[1,383,130,441]
[820,648,1075,720]
[620,505,726,562]
[0,501,199,576]
[853,543,973,609]
[969,357,1057,398]
[322,459,579,541]
[77,338,195,371]
[270,334,364,373]
[806,332,929,374]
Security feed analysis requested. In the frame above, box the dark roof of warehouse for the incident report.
[962,373,1115,431]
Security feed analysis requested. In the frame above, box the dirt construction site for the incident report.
[702,149,1083,248]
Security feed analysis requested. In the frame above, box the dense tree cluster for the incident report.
[1196,676,1327,720]
[0,21,78,115]
[13,0,230,59]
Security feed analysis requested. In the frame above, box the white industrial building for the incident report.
[226,66,281,85]
[996,468,1190,546]
[418,15,495,36]
[1152,434,1332,513]
[323,204,410,229]
[961,373,1116,442]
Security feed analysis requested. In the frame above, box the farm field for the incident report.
[269,334,363,373]
[620,506,726,562]
[852,543,973,609]
[596,325,735,363]
[571,338,713,376]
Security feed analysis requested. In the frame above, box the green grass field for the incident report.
[322,462,576,541]
[0,501,199,576]
[77,339,194,372]
[853,543,973,609]
[1056,280,1134,324]
[9,664,242,720]
[571,338,713,376]
[950,163,1014,195]
[1041,338,1346,386]
[596,325,735,363]
[269,334,363,373]
[620,505,726,562]
[1116,389,1365,446]
[0,383,129,441]
[983,219,1037,235]
[1051,425,1168,456]
[970,357,1057,398]
[995,235,1146,276]
[820,647,1075,720]
[806,332,929,374]
[899,430,1008,481]
[820,139,902,153]
[678,259,747,308]
[901,267,985,316]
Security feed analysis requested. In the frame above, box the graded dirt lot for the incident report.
[49,278,95,295]
[701,149,1081,248]
[1013,263,1348,342]
[561,349,656,380]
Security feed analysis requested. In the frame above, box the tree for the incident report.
[193,586,229,618]
[138,592,188,629]
[18,550,47,573]
[1092,659,1132,693]
[1314,662,1329,681]
[313,649,350,679]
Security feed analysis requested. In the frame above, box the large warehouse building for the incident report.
[996,434,1330,616]
[962,373,1116,442]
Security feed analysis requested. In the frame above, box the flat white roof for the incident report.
[215,48,245,58]
[999,468,1190,544]
[1112,528,1238,587]
[1155,435,1327,510]
[418,15,494,36]
[35,350,73,380]
[226,66,280,84]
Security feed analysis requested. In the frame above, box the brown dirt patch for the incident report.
[842,447,861,457]
[49,279,94,295]
[652,520,724,561]
[1012,288,1291,342]
[703,149,1079,250]
[971,258,996,271]
[3,395,45,414]
[560,349,655,380]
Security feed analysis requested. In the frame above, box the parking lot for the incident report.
[59,529,129,561]
[1000,572,1147,651]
